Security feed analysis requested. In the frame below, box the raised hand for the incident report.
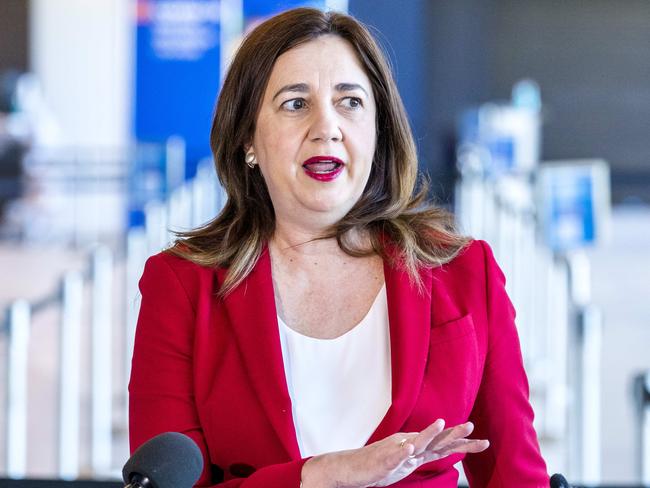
[302,419,489,488]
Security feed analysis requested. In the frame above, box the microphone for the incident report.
[549,473,571,488]
[122,432,204,488]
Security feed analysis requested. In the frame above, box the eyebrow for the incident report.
[271,82,369,101]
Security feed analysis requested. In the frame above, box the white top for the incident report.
[277,284,392,457]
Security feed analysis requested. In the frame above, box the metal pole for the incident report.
[59,271,83,479]
[493,197,507,265]
[545,256,570,442]
[167,189,182,242]
[634,371,650,485]
[191,179,206,228]
[195,158,215,215]
[194,158,218,226]
[168,184,192,236]
[455,175,474,237]
[565,251,601,484]
[179,184,193,229]
[482,181,497,247]
[6,300,30,478]
[518,216,537,366]
[125,228,148,415]
[579,304,602,485]
[165,136,186,194]
[145,200,168,255]
[91,246,113,475]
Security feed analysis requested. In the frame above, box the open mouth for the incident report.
[302,161,344,174]
[302,156,344,171]
[301,156,345,181]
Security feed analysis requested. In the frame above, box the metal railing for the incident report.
[455,170,604,484]
[3,249,114,479]
[2,154,225,480]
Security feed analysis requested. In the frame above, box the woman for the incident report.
[129,7,549,487]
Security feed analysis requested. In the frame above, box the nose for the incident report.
[308,103,343,142]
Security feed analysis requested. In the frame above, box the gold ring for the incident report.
[399,438,407,448]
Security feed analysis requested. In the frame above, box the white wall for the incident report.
[29,0,133,148]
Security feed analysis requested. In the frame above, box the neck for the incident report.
[270,219,372,259]
[270,220,339,258]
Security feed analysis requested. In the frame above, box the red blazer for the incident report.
[129,239,549,487]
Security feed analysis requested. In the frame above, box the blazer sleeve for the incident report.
[128,254,308,487]
[461,241,549,487]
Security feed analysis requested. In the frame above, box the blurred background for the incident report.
[0,0,649,486]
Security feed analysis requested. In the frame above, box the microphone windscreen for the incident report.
[549,473,571,488]
[122,432,203,488]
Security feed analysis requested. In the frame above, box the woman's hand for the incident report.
[301,419,489,488]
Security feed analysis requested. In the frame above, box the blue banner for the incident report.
[133,0,221,178]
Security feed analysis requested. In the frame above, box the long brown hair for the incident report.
[168,7,470,295]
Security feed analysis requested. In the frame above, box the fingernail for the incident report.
[436,418,445,427]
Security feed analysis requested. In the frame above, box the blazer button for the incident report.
[229,463,256,478]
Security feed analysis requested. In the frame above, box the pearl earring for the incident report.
[245,151,257,168]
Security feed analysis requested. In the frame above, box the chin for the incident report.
[298,187,363,219]
[309,202,347,215]
[305,199,353,219]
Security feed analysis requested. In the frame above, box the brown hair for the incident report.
[168,7,470,295]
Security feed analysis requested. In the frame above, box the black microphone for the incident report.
[549,473,571,488]
[122,432,204,488]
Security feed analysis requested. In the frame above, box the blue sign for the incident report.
[133,0,221,179]
[537,160,610,252]
[457,104,540,178]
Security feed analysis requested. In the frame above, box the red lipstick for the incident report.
[302,156,345,182]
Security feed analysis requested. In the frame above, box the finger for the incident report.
[426,421,474,451]
[424,438,490,462]
[439,437,489,455]
[409,419,445,455]
[464,439,490,453]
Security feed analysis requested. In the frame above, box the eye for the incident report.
[281,98,307,112]
[340,97,363,110]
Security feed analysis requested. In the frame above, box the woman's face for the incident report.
[251,34,377,229]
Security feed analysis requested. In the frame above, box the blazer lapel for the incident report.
[220,247,433,456]
[366,261,432,444]
[219,248,301,459]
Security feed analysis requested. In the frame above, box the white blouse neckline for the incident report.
[277,282,387,342]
